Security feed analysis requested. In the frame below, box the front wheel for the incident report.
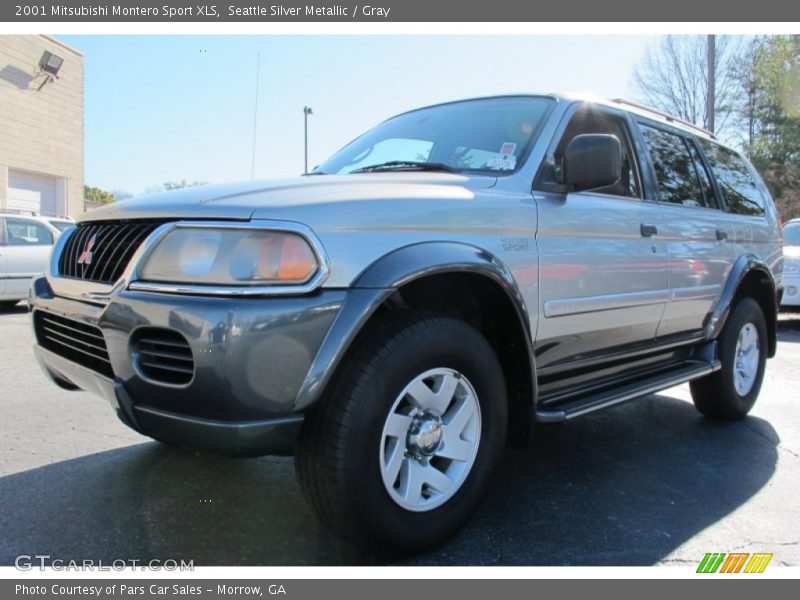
[295,312,507,551]
[690,297,767,420]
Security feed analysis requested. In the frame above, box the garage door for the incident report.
[7,170,57,215]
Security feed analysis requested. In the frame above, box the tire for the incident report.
[690,297,767,420]
[0,300,19,310]
[295,311,507,551]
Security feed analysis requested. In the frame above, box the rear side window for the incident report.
[639,124,713,208]
[784,222,800,246]
[699,140,765,216]
[687,141,719,209]
[4,218,53,246]
[48,220,73,233]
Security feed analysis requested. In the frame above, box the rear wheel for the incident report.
[690,297,767,420]
[295,312,507,550]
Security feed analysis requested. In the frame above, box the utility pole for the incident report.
[303,106,313,174]
[251,53,260,180]
[707,35,715,134]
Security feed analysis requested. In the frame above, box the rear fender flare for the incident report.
[705,254,778,357]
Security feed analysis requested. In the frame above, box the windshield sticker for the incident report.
[487,156,517,170]
[500,142,517,156]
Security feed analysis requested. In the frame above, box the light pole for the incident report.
[303,106,313,174]
[707,35,715,135]
[251,53,260,180]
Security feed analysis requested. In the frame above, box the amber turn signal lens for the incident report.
[257,233,317,283]
[279,234,318,281]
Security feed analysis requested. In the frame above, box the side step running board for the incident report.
[535,360,721,423]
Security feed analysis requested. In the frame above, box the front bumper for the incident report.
[781,274,800,307]
[29,276,349,456]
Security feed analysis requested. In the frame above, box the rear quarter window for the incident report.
[4,218,54,246]
[699,140,766,217]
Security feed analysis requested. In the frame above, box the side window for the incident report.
[687,140,720,209]
[639,124,709,208]
[550,109,641,198]
[699,140,765,216]
[4,218,54,246]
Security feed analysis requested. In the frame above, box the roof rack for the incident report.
[611,98,716,139]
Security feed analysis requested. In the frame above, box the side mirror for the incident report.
[564,134,621,192]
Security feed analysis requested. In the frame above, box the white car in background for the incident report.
[783,219,800,309]
[0,213,73,309]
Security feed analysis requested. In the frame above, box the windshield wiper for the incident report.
[349,160,459,174]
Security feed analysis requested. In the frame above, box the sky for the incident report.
[59,35,659,195]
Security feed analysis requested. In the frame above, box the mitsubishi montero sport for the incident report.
[29,95,784,550]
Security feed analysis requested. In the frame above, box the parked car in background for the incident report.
[781,218,800,308]
[46,217,76,234]
[1,213,70,308]
[28,94,783,550]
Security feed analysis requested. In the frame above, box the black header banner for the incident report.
[2,0,799,22]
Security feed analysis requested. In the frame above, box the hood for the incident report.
[80,173,497,223]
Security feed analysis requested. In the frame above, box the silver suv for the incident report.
[29,95,783,550]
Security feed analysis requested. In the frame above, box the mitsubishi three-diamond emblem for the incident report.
[77,233,97,266]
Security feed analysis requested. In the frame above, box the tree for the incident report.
[733,38,762,148]
[740,35,800,219]
[633,34,800,219]
[111,190,133,201]
[163,179,208,191]
[83,185,115,205]
[633,35,743,139]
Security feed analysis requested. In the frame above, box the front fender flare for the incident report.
[293,242,536,412]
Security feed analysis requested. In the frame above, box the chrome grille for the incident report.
[34,311,113,378]
[58,221,163,284]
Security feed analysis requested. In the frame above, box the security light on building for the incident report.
[37,50,64,90]
[0,35,84,217]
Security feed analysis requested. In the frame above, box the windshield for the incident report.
[49,220,73,233]
[784,223,800,246]
[317,97,554,176]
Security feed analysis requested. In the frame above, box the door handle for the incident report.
[716,229,728,241]
[640,223,658,237]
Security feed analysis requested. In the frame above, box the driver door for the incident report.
[534,106,668,369]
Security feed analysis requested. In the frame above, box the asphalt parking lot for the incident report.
[1,302,798,567]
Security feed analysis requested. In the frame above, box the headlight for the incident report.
[137,225,321,287]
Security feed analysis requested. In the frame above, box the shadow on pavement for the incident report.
[0,394,779,566]
[0,302,28,316]
[778,311,800,342]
